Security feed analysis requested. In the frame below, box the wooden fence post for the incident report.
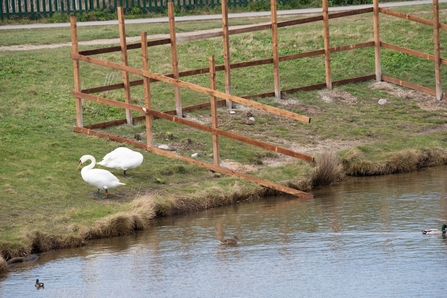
[271,0,281,99]
[118,7,133,125]
[209,56,220,166]
[322,0,332,89]
[70,15,83,127]
[433,0,442,100]
[221,0,233,109]
[373,0,382,82]
[141,32,153,147]
[168,2,183,116]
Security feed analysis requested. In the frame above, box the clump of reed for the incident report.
[342,147,447,176]
[310,151,344,188]
[24,231,85,253]
[82,194,156,240]
[0,256,6,273]
[157,183,260,217]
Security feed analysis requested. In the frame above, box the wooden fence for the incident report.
[1,0,267,20]
[69,0,446,198]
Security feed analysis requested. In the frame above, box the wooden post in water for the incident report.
[373,0,382,81]
[168,2,183,116]
[209,56,220,166]
[322,0,332,89]
[433,0,442,100]
[70,16,83,127]
[141,32,153,147]
[118,7,133,125]
[271,0,281,99]
[221,0,232,108]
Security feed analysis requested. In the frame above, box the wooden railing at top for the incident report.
[70,0,446,198]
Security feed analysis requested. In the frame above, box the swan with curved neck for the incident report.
[78,155,125,198]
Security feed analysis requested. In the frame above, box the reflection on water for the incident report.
[1,167,447,297]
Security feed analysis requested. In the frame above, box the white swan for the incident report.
[78,155,125,198]
[422,224,446,235]
[97,147,144,178]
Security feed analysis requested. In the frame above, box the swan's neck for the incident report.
[83,155,96,170]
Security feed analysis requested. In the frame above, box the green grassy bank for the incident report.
[2,3,447,271]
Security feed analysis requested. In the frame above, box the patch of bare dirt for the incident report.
[317,89,358,105]
[370,81,447,112]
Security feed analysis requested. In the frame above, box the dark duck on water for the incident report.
[35,279,44,289]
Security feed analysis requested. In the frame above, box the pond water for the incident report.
[1,167,447,297]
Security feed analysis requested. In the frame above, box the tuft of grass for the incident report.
[311,151,344,188]
[0,256,6,273]
[341,147,447,176]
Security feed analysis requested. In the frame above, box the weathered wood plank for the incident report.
[271,0,280,99]
[322,0,332,89]
[169,2,182,117]
[382,75,438,96]
[222,0,232,108]
[70,16,83,128]
[209,56,220,166]
[79,39,171,56]
[381,42,434,61]
[374,0,381,81]
[379,7,433,26]
[433,0,442,99]
[141,32,154,146]
[118,7,132,125]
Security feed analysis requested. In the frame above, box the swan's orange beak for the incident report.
[77,160,83,170]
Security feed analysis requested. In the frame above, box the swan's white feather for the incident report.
[97,147,143,172]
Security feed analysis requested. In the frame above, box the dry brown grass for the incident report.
[342,147,447,176]
[158,183,262,216]
[0,256,6,273]
[311,151,344,188]
[82,195,156,240]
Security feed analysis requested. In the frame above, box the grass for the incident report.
[2,2,447,267]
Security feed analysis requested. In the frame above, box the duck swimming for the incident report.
[35,279,44,289]
[220,236,239,245]
[78,155,125,198]
[422,224,447,235]
[97,147,144,178]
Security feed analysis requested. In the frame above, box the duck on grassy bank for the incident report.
[97,147,144,178]
[78,155,125,198]
[422,224,446,235]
